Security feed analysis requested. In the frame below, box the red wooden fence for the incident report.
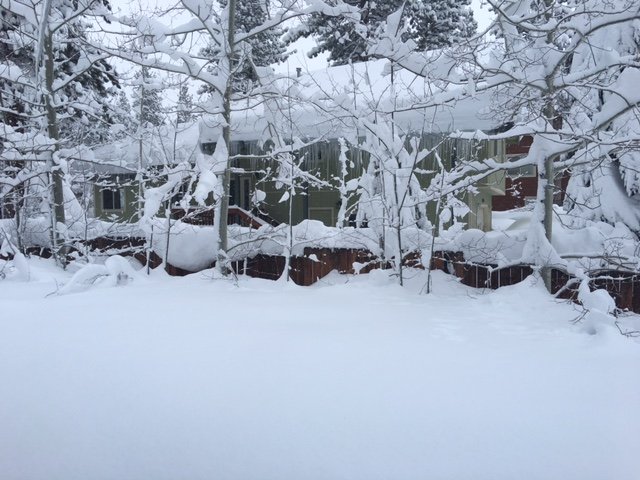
[10,239,640,314]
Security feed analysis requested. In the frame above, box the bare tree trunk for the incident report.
[44,31,67,267]
[164,206,171,273]
[541,151,555,292]
[14,185,24,253]
[138,110,144,219]
[393,172,403,286]
[217,0,236,275]
[540,0,558,292]
[283,155,295,282]
[540,81,556,292]
[146,223,154,275]
[423,168,447,294]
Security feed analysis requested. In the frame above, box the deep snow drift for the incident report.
[0,259,639,480]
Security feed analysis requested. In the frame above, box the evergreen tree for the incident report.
[0,0,119,140]
[176,84,193,124]
[0,0,120,263]
[200,0,288,94]
[292,0,476,65]
[0,8,29,129]
[132,67,165,128]
[110,91,133,139]
[408,0,476,51]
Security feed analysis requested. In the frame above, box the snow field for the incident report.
[0,259,639,480]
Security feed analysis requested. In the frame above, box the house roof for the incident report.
[199,58,497,145]
[87,122,202,174]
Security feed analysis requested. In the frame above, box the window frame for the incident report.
[102,188,123,211]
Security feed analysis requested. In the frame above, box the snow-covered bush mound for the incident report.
[442,208,640,269]
[2,216,144,251]
[0,252,30,282]
[150,221,219,272]
[577,279,618,335]
[57,256,142,295]
[0,227,30,281]
[150,219,433,272]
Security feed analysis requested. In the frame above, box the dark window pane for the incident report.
[243,178,250,210]
[103,189,122,210]
[229,179,237,206]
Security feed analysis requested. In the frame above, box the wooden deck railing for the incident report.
[171,206,274,229]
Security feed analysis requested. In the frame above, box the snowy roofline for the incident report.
[199,58,499,145]
[84,59,499,175]
[87,122,202,174]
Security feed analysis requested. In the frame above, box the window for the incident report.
[229,179,237,206]
[102,189,123,210]
[171,182,189,206]
[243,178,251,210]
[229,177,252,209]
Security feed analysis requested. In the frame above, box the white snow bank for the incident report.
[0,262,638,480]
[56,256,143,295]
[0,254,29,282]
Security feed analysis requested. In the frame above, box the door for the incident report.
[230,176,252,210]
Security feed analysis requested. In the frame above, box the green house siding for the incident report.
[308,190,339,226]
[200,135,505,230]
[261,187,306,225]
[96,135,505,231]
[223,140,347,226]
[94,176,140,222]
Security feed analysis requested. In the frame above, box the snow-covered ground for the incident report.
[1,259,639,480]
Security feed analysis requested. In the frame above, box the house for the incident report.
[199,59,506,231]
[91,123,202,223]
[92,60,507,232]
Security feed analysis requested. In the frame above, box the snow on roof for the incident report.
[444,207,640,270]
[89,122,201,174]
[199,58,497,145]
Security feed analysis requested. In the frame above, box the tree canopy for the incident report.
[290,0,476,65]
